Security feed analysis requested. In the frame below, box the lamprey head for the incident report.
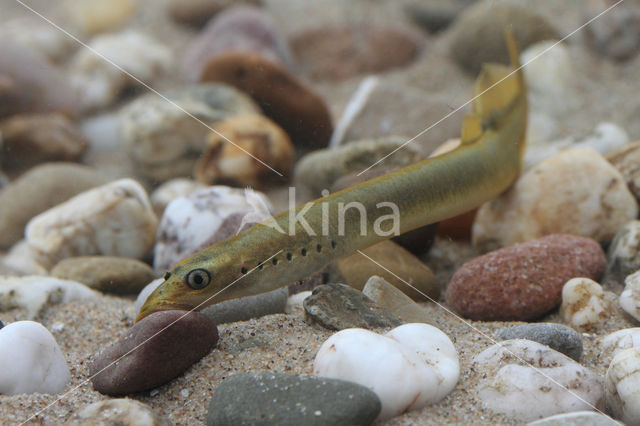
[136,250,236,322]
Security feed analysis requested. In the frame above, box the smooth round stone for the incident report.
[0,163,107,250]
[620,270,640,322]
[66,399,167,426]
[294,137,425,197]
[51,256,156,295]
[527,411,623,426]
[290,24,419,81]
[448,0,560,74]
[303,283,401,330]
[603,328,640,363]
[67,0,135,35]
[153,186,272,273]
[473,148,638,251]
[207,371,380,426]
[0,18,76,62]
[194,114,294,189]
[90,310,218,395]
[119,84,259,183]
[606,347,640,425]
[446,234,607,321]
[25,178,158,268]
[0,276,99,319]
[0,113,88,170]
[473,339,604,422]
[149,178,206,218]
[314,324,459,420]
[607,220,640,283]
[335,240,439,302]
[560,278,611,331]
[496,323,583,361]
[0,321,70,395]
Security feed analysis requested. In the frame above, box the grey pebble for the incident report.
[303,283,402,330]
[206,371,380,426]
[496,323,583,361]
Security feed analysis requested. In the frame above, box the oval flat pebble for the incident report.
[206,371,381,426]
[560,278,611,331]
[496,323,583,361]
[66,399,168,426]
[603,328,640,362]
[620,270,640,321]
[51,256,156,295]
[473,339,604,422]
[473,147,638,251]
[26,178,158,268]
[90,310,218,395]
[313,323,459,420]
[0,321,70,394]
[527,411,623,426]
[446,234,607,321]
[154,186,271,273]
[606,347,640,425]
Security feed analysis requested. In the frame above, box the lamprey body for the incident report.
[136,37,527,322]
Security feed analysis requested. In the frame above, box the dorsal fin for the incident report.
[460,114,483,145]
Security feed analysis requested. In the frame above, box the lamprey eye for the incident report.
[185,268,211,290]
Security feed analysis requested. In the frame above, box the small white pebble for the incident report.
[314,410,322,416]
[180,389,189,398]
[52,322,65,333]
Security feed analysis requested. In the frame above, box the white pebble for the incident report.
[180,389,189,398]
[560,278,610,330]
[620,270,640,321]
[133,278,164,318]
[473,339,604,422]
[606,347,640,426]
[0,276,99,319]
[285,291,312,314]
[150,178,205,218]
[313,323,459,420]
[0,321,70,394]
[603,329,640,362]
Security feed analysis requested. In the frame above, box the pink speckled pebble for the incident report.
[445,234,606,321]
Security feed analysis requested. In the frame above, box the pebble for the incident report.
[496,323,583,362]
[194,114,294,189]
[335,240,439,302]
[0,18,76,62]
[169,0,259,27]
[0,39,79,118]
[560,278,611,331]
[51,256,156,295]
[290,24,419,81]
[66,399,168,426]
[285,291,311,314]
[584,0,640,61]
[521,41,573,108]
[182,5,294,82]
[0,113,88,170]
[603,328,640,362]
[620,270,640,322]
[473,339,604,422]
[473,148,638,251]
[26,178,158,268]
[527,411,623,425]
[134,279,163,316]
[70,31,171,111]
[153,186,271,273]
[67,0,135,35]
[149,178,205,218]
[1,240,49,276]
[607,140,640,203]
[90,310,218,395]
[303,283,401,330]
[405,1,468,33]
[119,84,259,183]
[447,0,560,74]
[362,275,431,324]
[0,163,107,249]
[0,321,70,395]
[202,288,288,324]
[446,234,607,321]
[0,276,99,319]
[314,323,459,420]
[606,347,640,425]
[294,138,425,196]
[206,371,381,426]
[200,51,332,151]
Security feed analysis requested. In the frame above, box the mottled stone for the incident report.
[362,276,431,324]
[207,371,380,426]
[603,328,640,363]
[561,278,611,331]
[473,148,638,251]
[303,283,401,330]
[496,323,583,361]
[446,234,607,321]
[607,140,640,203]
[606,347,640,425]
[65,399,168,426]
[150,178,206,218]
[51,256,156,295]
[620,270,640,322]
[90,310,218,395]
